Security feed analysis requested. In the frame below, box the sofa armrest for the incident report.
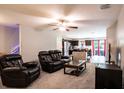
[22,61,38,68]
[3,67,27,71]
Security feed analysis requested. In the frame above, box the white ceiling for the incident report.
[0,4,122,38]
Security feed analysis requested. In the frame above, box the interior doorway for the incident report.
[0,24,20,55]
[62,39,78,56]
[62,38,106,63]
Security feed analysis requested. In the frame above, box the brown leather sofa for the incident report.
[0,54,40,88]
[38,50,71,73]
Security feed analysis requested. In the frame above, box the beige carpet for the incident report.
[0,63,95,89]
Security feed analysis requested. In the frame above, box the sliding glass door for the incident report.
[94,40,98,56]
[92,40,106,56]
[99,40,105,56]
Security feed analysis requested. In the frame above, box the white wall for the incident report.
[62,27,106,39]
[0,26,5,53]
[20,25,62,62]
[117,5,124,68]
[116,5,124,86]
[107,22,117,62]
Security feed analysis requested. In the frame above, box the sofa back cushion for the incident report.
[40,55,52,62]
[0,54,23,69]
[49,50,62,61]
[38,51,52,63]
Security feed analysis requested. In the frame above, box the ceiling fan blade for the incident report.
[67,26,78,29]
[66,29,70,31]
[48,24,58,26]
[53,28,59,30]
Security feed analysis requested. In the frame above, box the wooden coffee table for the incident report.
[64,60,86,76]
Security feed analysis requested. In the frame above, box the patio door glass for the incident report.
[94,40,98,56]
[92,40,106,56]
[99,40,104,56]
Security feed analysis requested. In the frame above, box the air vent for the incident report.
[100,4,111,10]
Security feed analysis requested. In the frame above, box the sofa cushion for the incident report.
[0,58,23,68]
[49,50,62,61]
[53,61,63,66]
[40,55,52,62]
[56,53,62,60]
[0,54,23,68]
[4,54,22,61]
[50,54,58,61]
[22,61,38,68]
[49,53,61,61]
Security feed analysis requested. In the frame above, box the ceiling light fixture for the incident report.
[59,25,66,31]
[58,19,66,31]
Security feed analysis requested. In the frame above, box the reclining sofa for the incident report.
[0,54,40,88]
[38,50,71,73]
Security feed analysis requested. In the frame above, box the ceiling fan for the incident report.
[47,19,78,31]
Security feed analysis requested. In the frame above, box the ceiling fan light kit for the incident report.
[59,26,66,31]
[48,18,78,31]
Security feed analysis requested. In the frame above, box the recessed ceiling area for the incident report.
[0,4,122,39]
